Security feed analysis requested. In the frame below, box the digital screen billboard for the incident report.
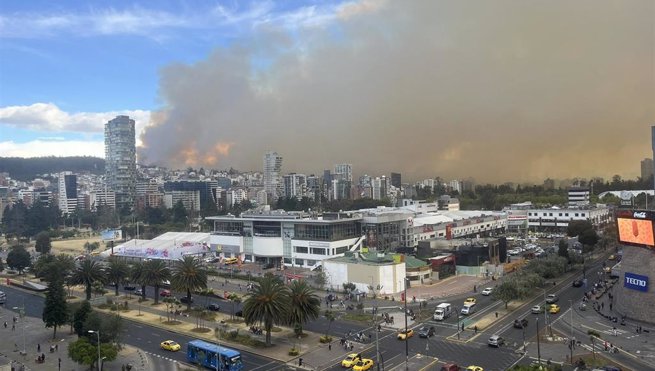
[616,210,655,248]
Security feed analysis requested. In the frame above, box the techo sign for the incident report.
[624,272,649,292]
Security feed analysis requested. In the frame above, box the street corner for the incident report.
[388,354,439,371]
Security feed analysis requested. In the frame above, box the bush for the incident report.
[288,348,299,356]
[319,336,332,343]
[588,329,601,338]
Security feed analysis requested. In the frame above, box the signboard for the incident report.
[624,272,649,292]
[101,229,122,241]
[615,210,655,248]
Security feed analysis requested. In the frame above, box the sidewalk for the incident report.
[0,304,148,371]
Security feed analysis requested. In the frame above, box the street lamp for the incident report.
[88,330,101,371]
[569,299,574,363]
[536,316,541,365]
[12,301,26,356]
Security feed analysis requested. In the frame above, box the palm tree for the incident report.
[131,261,147,300]
[288,280,320,335]
[141,259,171,304]
[171,256,207,311]
[243,274,290,346]
[69,260,107,300]
[107,257,131,296]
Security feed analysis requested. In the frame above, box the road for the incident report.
[0,285,286,370]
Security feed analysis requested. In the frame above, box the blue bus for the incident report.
[186,340,243,371]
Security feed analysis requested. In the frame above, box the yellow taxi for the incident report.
[466,366,484,371]
[397,329,414,340]
[464,297,476,306]
[352,359,374,371]
[608,254,616,260]
[341,353,362,368]
[160,340,181,352]
[224,257,239,265]
[548,304,561,314]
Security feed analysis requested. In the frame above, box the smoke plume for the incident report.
[139,0,655,183]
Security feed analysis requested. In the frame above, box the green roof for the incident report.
[404,255,428,268]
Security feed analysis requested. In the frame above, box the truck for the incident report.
[433,303,452,321]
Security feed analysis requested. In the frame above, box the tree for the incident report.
[578,228,599,248]
[567,220,594,238]
[73,301,92,337]
[227,293,242,320]
[171,256,207,311]
[141,259,171,305]
[84,241,100,253]
[172,200,188,224]
[35,231,52,254]
[130,261,147,300]
[242,274,291,346]
[324,310,336,339]
[42,278,68,339]
[68,337,118,370]
[6,245,31,274]
[288,280,320,335]
[492,280,522,308]
[70,260,107,300]
[107,257,131,296]
[37,254,75,284]
[557,239,569,261]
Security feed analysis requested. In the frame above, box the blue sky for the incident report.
[0,0,353,157]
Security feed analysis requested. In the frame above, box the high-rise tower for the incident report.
[263,151,283,202]
[105,115,136,210]
[58,171,78,215]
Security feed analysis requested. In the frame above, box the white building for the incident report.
[58,171,78,215]
[90,188,116,210]
[322,252,407,295]
[101,232,211,261]
[283,173,307,200]
[334,164,353,182]
[568,187,591,205]
[527,205,611,230]
[164,190,201,211]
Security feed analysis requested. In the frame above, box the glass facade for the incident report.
[363,222,401,251]
[294,221,360,241]
[253,221,281,237]
[213,221,243,235]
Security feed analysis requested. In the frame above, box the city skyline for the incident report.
[1,1,653,183]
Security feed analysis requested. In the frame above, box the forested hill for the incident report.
[0,156,105,180]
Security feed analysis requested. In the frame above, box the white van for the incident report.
[460,304,476,315]
[433,303,452,321]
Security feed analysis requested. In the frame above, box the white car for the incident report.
[531,305,543,314]
[481,288,493,296]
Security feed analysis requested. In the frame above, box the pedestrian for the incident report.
[495,312,498,318]
[461,323,465,331]
[3,321,6,328]
[610,303,613,311]
[37,344,40,352]
[473,285,477,293]
[474,325,478,333]
[328,343,332,351]
[601,302,604,310]
[11,323,15,331]
[350,343,354,351]
[639,326,643,333]
[604,341,608,351]
[55,344,58,351]
[613,327,617,336]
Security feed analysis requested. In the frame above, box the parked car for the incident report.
[481,288,493,296]
[135,289,143,296]
[572,280,583,287]
[488,335,505,347]
[179,296,194,304]
[418,326,435,338]
[123,285,136,291]
[160,290,172,297]
[206,303,221,311]
[440,364,459,371]
[513,318,528,329]
[546,294,559,304]
[235,310,243,317]
[224,257,239,265]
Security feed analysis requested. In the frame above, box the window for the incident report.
[310,247,326,255]
[558,213,562,216]
[294,246,308,254]
[565,213,569,217]
[295,259,304,266]
[581,213,586,217]
[575,213,579,217]
[306,259,316,266]
[283,258,292,264]
[335,246,347,254]
[245,254,252,262]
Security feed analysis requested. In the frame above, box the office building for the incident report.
[641,158,653,183]
[334,164,353,182]
[58,171,78,215]
[164,180,217,207]
[263,152,283,202]
[390,172,401,188]
[283,173,307,200]
[105,115,136,210]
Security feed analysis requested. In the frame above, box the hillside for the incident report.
[0,156,105,181]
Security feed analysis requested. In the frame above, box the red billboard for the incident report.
[616,210,655,248]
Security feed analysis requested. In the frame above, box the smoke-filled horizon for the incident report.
[138,0,655,184]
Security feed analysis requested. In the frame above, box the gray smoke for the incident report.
[139,0,655,183]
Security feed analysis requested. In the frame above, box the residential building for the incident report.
[641,158,653,182]
[568,187,590,205]
[164,180,217,207]
[104,115,136,210]
[283,173,307,200]
[164,190,201,211]
[263,151,283,202]
[390,172,401,188]
[334,163,353,182]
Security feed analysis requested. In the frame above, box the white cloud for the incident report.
[0,139,105,158]
[0,103,150,146]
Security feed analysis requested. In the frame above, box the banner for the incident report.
[624,272,649,292]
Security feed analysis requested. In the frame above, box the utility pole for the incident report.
[536,316,541,365]
[404,278,409,371]
[374,307,380,371]
[569,300,574,363]
[456,308,461,340]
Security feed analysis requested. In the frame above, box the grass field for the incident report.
[51,236,104,255]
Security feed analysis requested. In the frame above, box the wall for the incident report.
[614,245,655,324]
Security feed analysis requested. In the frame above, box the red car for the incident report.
[160,290,172,297]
